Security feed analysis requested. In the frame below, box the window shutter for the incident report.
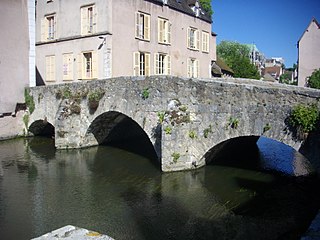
[53,16,57,39]
[51,56,56,81]
[69,54,74,80]
[196,30,200,50]
[41,18,46,41]
[62,54,67,80]
[154,53,159,75]
[92,51,98,79]
[167,21,171,44]
[81,7,87,35]
[144,15,150,40]
[135,12,140,38]
[187,58,191,77]
[93,5,97,33]
[166,55,171,75]
[145,53,150,76]
[133,52,140,76]
[157,19,162,43]
[77,54,83,79]
[187,28,190,48]
[195,60,199,78]
[45,56,50,80]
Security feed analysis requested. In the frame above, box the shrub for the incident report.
[290,104,319,134]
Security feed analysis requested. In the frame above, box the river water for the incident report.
[0,137,319,240]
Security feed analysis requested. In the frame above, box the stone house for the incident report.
[36,0,216,85]
[0,0,35,115]
[263,58,284,81]
[297,18,320,87]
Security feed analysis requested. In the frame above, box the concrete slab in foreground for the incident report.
[31,225,114,240]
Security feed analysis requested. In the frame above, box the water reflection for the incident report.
[0,137,319,240]
[257,137,314,176]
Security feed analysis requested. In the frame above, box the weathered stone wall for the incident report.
[28,76,320,172]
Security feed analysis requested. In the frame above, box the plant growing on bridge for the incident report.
[87,90,105,112]
[171,152,180,163]
[141,88,150,100]
[227,117,239,129]
[23,114,29,130]
[189,130,197,139]
[263,123,271,133]
[56,87,72,99]
[179,105,188,112]
[157,111,165,124]
[24,89,35,114]
[164,126,172,134]
[289,104,319,139]
[203,124,213,138]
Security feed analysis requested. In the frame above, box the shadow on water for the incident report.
[102,116,161,171]
[204,136,320,239]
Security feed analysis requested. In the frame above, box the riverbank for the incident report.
[0,111,25,140]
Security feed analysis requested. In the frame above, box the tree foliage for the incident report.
[199,0,213,16]
[307,69,320,89]
[217,41,260,79]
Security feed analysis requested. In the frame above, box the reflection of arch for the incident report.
[29,119,55,138]
[86,111,159,163]
[204,136,314,176]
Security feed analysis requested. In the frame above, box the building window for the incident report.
[78,51,98,79]
[45,55,55,81]
[187,58,199,78]
[41,15,56,41]
[81,5,97,35]
[158,18,171,44]
[135,12,150,41]
[202,31,209,53]
[187,27,200,50]
[133,52,150,76]
[155,53,171,75]
[62,53,73,81]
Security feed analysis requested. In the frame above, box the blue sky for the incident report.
[212,0,320,68]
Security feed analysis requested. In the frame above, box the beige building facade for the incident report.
[0,0,35,114]
[36,0,216,85]
[297,18,320,87]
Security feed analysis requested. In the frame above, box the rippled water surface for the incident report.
[0,137,319,240]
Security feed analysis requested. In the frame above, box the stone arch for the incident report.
[29,119,55,138]
[203,135,314,176]
[84,111,159,162]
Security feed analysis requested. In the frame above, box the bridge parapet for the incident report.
[28,76,320,172]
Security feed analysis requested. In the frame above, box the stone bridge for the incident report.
[27,76,320,172]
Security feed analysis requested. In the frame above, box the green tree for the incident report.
[307,69,320,89]
[199,0,213,16]
[217,41,260,79]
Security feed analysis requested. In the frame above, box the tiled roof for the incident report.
[146,0,212,23]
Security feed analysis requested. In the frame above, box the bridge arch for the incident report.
[203,135,314,176]
[84,111,159,162]
[29,119,55,138]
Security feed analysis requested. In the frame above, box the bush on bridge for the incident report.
[289,104,319,139]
